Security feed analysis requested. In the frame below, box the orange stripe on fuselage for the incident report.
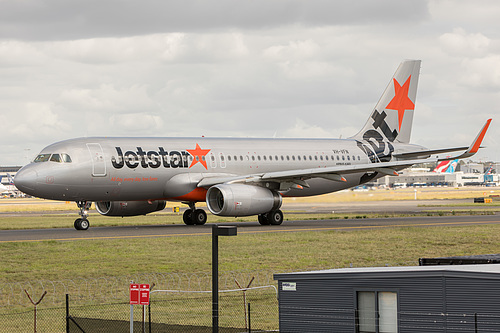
[169,187,207,202]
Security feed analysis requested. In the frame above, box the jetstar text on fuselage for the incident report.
[111,146,210,169]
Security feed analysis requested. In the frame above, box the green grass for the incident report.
[2,224,500,283]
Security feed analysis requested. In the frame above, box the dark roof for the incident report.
[274,264,500,281]
[0,166,22,173]
[419,254,500,266]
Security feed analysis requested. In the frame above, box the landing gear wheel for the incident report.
[258,214,270,225]
[74,218,90,230]
[183,210,195,225]
[267,210,284,225]
[192,209,207,225]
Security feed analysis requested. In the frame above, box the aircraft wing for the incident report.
[197,157,438,189]
[394,119,492,161]
[197,119,491,189]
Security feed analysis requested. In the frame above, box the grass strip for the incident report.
[2,223,500,283]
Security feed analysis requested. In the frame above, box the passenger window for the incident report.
[61,154,72,163]
[263,156,267,161]
[34,154,51,162]
[347,156,350,161]
[320,156,323,161]
[50,154,62,163]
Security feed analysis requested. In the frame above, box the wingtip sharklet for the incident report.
[467,118,492,154]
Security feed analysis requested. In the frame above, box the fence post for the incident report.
[248,303,251,333]
[66,294,69,333]
[475,313,478,333]
[24,289,47,333]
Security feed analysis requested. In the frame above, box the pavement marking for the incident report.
[1,218,499,243]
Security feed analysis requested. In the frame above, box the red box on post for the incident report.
[140,284,150,305]
[130,284,140,305]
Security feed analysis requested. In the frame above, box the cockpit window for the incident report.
[61,154,72,163]
[50,154,62,163]
[34,154,51,162]
[34,153,72,163]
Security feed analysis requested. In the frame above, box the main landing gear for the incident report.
[182,203,207,225]
[258,209,284,225]
[75,201,91,230]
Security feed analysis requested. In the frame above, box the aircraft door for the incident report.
[87,143,107,177]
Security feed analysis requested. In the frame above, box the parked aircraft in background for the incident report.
[14,60,491,230]
[0,178,8,194]
[433,159,459,173]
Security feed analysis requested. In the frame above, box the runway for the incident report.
[1,214,499,243]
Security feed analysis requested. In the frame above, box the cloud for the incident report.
[439,28,490,57]
[2,0,500,165]
[0,0,429,41]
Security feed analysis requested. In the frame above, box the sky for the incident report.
[1,0,499,165]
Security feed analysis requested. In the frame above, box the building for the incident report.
[0,166,22,197]
[274,265,500,332]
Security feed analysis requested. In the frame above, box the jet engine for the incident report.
[206,184,282,216]
[95,200,167,217]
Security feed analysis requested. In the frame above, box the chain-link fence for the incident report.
[68,289,278,332]
[0,287,278,332]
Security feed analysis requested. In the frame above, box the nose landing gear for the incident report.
[75,201,92,230]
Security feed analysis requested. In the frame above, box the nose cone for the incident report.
[14,167,38,194]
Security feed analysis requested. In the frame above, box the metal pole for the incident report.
[142,305,145,333]
[66,294,69,333]
[248,303,251,333]
[212,224,219,333]
[130,305,134,333]
[475,313,478,333]
[149,302,151,333]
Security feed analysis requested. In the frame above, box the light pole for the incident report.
[212,224,237,333]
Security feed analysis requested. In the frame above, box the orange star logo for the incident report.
[385,76,415,131]
[186,143,211,169]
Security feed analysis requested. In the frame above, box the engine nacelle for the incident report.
[95,200,167,217]
[206,184,282,217]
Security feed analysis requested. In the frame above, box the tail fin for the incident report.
[351,60,421,144]
[6,173,15,185]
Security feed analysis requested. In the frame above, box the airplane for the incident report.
[13,60,492,230]
[433,159,459,173]
[0,178,8,194]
